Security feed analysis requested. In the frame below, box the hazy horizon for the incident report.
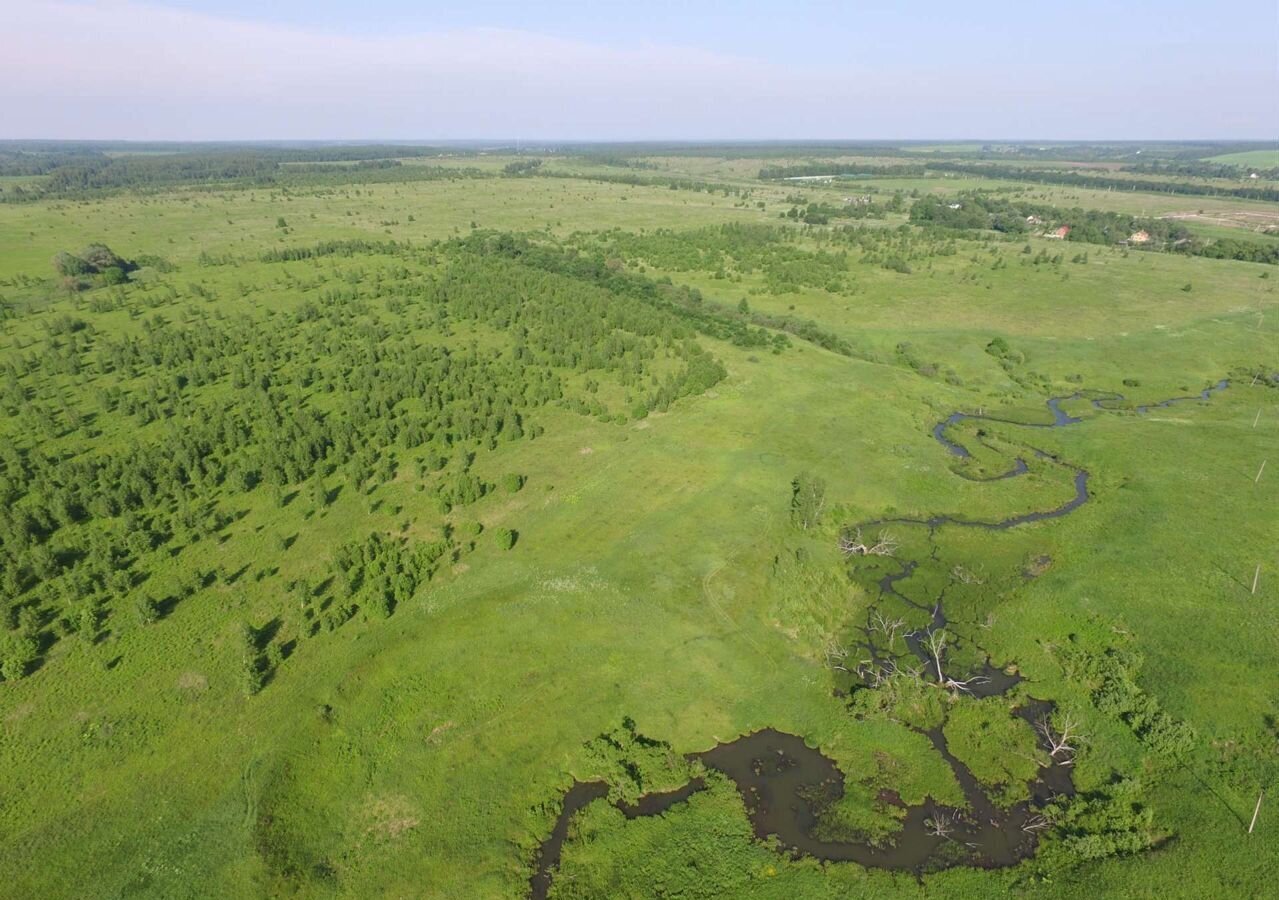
[3,137,1275,146]
[4,0,1277,141]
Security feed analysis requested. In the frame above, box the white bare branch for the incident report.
[1036,714,1082,760]
[1022,813,1052,834]
[924,628,948,683]
[941,674,990,694]
[840,528,899,558]
[857,653,926,688]
[822,636,851,672]
[925,811,956,839]
[869,610,906,650]
[919,628,991,693]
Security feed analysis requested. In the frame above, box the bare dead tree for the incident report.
[839,528,899,558]
[944,674,990,694]
[925,811,955,839]
[858,655,925,689]
[822,636,851,672]
[1036,714,1081,763]
[869,610,906,650]
[924,628,948,683]
[1022,813,1052,834]
[921,628,990,693]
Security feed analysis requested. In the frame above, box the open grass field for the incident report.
[0,145,1275,899]
[1205,149,1279,167]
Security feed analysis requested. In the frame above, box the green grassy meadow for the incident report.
[0,151,1275,898]
[1205,149,1279,167]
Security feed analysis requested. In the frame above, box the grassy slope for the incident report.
[1205,150,1279,167]
[627,227,1274,397]
[0,172,1275,897]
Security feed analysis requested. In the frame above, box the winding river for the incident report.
[530,378,1232,897]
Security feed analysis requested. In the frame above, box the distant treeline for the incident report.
[0,149,102,176]
[513,140,1272,162]
[284,159,403,173]
[909,193,1279,264]
[757,159,1279,201]
[759,163,927,180]
[550,142,918,160]
[1125,161,1279,181]
[529,167,745,195]
[924,162,1279,202]
[503,158,664,179]
[572,153,659,170]
[0,146,484,200]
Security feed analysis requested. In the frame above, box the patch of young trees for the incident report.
[1055,640,1197,760]
[0,236,735,682]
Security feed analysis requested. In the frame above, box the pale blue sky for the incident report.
[4,1,1276,140]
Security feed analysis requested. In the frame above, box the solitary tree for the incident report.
[0,633,38,681]
[134,594,159,626]
[238,622,264,696]
[310,474,328,509]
